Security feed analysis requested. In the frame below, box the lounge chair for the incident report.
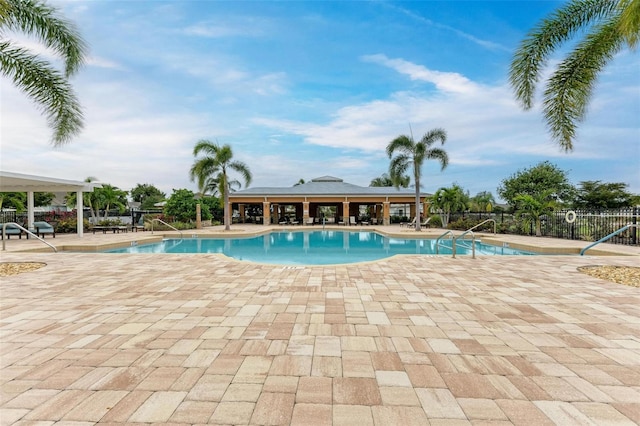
[401,217,417,228]
[1,223,24,239]
[34,221,55,238]
[420,217,431,229]
[132,215,145,232]
[349,216,357,226]
[306,217,314,225]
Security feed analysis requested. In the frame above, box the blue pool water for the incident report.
[103,231,536,265]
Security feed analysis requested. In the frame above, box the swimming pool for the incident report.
[103,230,536,265]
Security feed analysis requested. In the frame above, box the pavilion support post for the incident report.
[383,202,391,226]
[27,191,35,231]
[342,201,349,224]
[262,202,271,225]
[303,201,309,223]
[76,190,84,237]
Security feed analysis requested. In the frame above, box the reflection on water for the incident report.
[105,231,535,265]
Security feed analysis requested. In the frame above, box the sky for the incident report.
[1,0,639,202]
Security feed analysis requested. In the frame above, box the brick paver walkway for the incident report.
[1,238,639,424]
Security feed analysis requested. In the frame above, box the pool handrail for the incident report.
[457,229,477,259]
[150,218,184,238]
[2,222,57,252]
[579,223,639,256]
[464,219,496,235]
[435,230,456,258]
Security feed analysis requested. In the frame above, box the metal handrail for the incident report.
[435,230,456,258]
[150,219,184,238]
[580,224,639,255]
[464,219,496,235]
[457,230,476,259]
[2,222,57,252]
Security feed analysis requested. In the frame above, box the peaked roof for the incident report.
[230,176,427,197]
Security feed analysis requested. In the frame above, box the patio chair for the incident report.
[34,221,55,238]
[349,216,357,226]
[306,217,315,225]
[401,217,417,228]
[1,223,24,239]
[420,217,431,229]
[132,215,145,232]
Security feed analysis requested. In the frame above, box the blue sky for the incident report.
[2,0,638,201]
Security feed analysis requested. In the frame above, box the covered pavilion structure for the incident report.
[0,171,101,237]
[229,176,430,226]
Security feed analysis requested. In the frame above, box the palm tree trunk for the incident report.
[414,175,421,231]
[223,188,231,231]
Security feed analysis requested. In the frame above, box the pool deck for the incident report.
[1,225,639,424]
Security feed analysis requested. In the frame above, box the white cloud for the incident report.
[363,54,480,95]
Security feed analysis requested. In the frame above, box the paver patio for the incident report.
[1,227,639,424]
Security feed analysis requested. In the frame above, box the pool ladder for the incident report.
[435,219,496,259]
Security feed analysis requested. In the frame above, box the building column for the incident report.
[27,191,34,231]
[302,201,310,223]
[342,201,349,224]
[383,202,391,226]
[263,201,271,225]
[76,190,84,237]
[410,204,416,221]
[239,204,245,223]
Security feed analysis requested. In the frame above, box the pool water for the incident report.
[103,230,536,265]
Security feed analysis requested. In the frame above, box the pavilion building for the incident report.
[229,176,431,225]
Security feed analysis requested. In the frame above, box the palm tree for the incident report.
[190,140,252,231]
[369,172,410,188]
[431,185,468,228]
[470,191,496,213]
[514,190,557,237]
[98,184,127,220]
[509,0,639,151]
[1,0,87,146]
[65,176,99,222]
[387,128,449,231]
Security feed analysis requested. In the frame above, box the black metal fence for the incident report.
[542,208,638,245]
[447,208,639,246]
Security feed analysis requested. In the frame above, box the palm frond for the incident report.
[509,0,618,110]
[3,0,87,76]
[543,19,624,150]
[386,135,413,158]
[0,41,83,146]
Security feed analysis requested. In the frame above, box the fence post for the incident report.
[633,207,638,245]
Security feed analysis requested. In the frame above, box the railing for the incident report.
[580,224,639,255]
[435,230,456,258]
[150,219,184,238]
[464,219,496,235]
[2,222,57,252]
[457,230,477,259]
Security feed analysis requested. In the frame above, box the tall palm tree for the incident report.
[1,0,87,146]
[190,140,252,231]
[387,128,449,231]
[509,0,639,151]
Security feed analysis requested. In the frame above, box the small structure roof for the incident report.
[0,171,100,192]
